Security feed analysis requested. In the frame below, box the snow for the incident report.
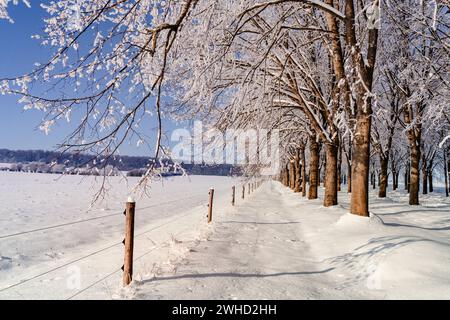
[0,171,239,299]
[127,181,450,300]
[1,173,449,299]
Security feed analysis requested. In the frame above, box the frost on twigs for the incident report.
[0,0,31,23]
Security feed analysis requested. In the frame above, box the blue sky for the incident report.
[0,2,185,157]
[0,4,53,152]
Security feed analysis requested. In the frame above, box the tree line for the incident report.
[0,0,448,210]
[0,149,239,176]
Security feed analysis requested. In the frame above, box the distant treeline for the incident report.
[0,148,149,171]
[0,149,241,176]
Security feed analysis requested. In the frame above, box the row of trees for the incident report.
[0,162,121,176]
[276,0,449,205]
[1,0,448,213]
[0,149,238,176]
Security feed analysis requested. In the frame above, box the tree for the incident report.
[372,67,402,198]
[1,0,448,212]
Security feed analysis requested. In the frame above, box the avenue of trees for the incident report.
[1,0,449,214]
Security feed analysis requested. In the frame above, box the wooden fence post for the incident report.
[207,188,214,223]
[123,197,136,286]
[231,186,235,206]
[242,185,245,199]
[248,183,251,194]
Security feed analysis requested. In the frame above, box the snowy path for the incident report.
[132,182,379,299]
[132,181,450,300]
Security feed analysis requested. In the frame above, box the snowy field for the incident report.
[1,172,449,300]
[0,171,239,299]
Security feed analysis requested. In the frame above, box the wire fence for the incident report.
[0,181,263,298]
[66,230,186,300]
[0,192,208,240]
[0,193,209,294]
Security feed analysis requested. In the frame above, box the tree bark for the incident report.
[391,158,398,190]
[350,113,371,216]
[379,156,388,198]
[301,148,307,197]
[422,155,428,195]
[405,165,409,191]
[321,157,326,188]
[392,172,396,190]
[283,164,289,187]
[346,137,352,193]
[407,164,411,192]
[324,143,338,206]
[289,160,296,190]
[372,171,376,189]
[428,160,433,192]
[409,146,421,205]
[444,152,449,197]
[396,172,400,189]
[428,172,433,193]
[308,138,319,200]
[294,150,301,193]
[394,172,399,190]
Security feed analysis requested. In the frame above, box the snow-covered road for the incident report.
[131,181,450,300]
[132,181,349,299]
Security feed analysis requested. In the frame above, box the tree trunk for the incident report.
[391,158,397,190]
[409,146,420,205]
[396,172,400,189]
[284,164,289,187]
[405,164,409,191]
[294,150,301,193]
[393,171,399,190]
[347,138,352,193]
[444,153,449,197]
[392,169,397,190]
[428,172,433,193]
[378,156,388,198]
[308,138,319,200]
[289,160,296,190]
[350,113,371,216]
[428,160,433,192]
[301,148,307,197]
[407,165,411,192]
[324,143,338,207]
[373,172,376,189]
[422,155,428,195]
